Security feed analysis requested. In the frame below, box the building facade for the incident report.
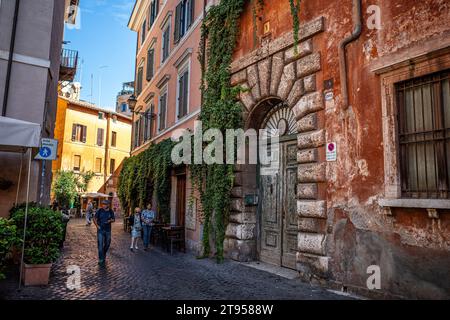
[53,97,132,212]
[0,0,79,217]
[225,0,450,299]
[128,0,207,253]
[116,81,134,117]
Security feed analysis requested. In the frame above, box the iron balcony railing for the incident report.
[60,49,78,82]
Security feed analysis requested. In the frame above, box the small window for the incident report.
[133,120,141,149]
[111,131,117,147]
[73,155,81,172]
[162,23,170,63]
[136,66,144,96]
[98,112,105,120]
[71,124,87,143]
[149,0,160,28]
[141,19,147,44]
[110,159,116,175]
[97,128,104,146]
[95,158,102,174]
[177,68,189,119]
[121,103,128,112]
[397,69,450,199]
[159,90,168,131]
[174,0,195,43]
[147,48,155,81]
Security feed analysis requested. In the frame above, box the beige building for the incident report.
[0,0,79,217]
[53,97,132,212]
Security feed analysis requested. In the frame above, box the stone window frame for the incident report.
[375,47,450,212]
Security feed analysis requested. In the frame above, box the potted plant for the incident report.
[0,218,19,280]
[11,206,63,286]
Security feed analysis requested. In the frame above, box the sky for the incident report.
[64,0,136,111]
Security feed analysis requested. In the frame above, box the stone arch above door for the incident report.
[224,17,330,279]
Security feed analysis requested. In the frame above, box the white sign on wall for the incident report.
[35,138,58,160]
[326,142,337,162]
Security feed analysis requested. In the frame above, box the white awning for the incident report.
[82,192,111,198]
[0,116,41,152]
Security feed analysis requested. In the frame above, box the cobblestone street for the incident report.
[0,219,350,300]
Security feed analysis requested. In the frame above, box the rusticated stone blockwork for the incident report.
[227,16,329,276]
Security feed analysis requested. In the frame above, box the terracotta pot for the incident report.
[22,263,52,286]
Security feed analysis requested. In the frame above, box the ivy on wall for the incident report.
[118,139,174,222]
[195,0,302,262]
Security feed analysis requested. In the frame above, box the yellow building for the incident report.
[53,96,132,213]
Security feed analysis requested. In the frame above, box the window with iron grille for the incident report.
[397,69,450,199]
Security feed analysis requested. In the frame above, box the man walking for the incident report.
[94,200,115,266]
[141,203,156,251]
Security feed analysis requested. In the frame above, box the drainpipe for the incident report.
[2,0,20,117]
[200,0,207,106]
[339,0,362,110]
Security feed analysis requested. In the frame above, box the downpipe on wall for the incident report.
[2,0,20,117]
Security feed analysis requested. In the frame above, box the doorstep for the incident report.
[239,261,300,280]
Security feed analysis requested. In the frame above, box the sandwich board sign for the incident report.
[35,138,58,161]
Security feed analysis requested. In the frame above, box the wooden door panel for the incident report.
[282,142,298,270]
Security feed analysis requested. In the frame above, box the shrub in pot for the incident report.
[11,206,63,286]
[0,218,19,280]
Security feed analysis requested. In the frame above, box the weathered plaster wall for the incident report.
[231,0,450,299]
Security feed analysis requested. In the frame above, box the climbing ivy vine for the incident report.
[118,139,174,222]
[195,0,302,262]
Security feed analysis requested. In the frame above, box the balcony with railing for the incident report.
[60,49,78,82]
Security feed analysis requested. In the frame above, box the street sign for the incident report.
[326,142,337,162]
[35,138,58,160]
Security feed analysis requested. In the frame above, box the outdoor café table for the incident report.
[161,226,184,252]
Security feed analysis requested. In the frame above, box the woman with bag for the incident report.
[130,207,142,252]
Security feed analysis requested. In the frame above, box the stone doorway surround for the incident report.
[223,17,330,279]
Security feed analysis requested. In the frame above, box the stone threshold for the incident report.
[239,261,300,280]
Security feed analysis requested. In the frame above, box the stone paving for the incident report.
[0,219,350,300]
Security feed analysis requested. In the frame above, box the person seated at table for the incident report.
[130,207,142,252]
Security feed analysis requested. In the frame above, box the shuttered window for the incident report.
[146,49,155,81]
[162,24,170,62]
[73,155,81,172]
[136,66,144,96]
[111,131,117,147]
[110,159,116,175]
[159,92,167,131]
[149,0,159,28]
[174,0,195,43]
[397,70,450,199]
[149,104,155,139]
[95,158,102,174]
[178,69,189,119]
[97,128,104,146]
[133,120,140,149]
[141,19,147,44]
[72,124,87,143]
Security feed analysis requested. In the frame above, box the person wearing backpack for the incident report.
[130,207,142,252]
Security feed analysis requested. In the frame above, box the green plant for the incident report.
[118,139,174,222]
[11,206,63,265]
[196,0,302,262]
[289,0,302,54]
[52,171,79,208]
[0,218,19,279]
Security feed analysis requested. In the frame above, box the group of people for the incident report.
[85,199,157,267]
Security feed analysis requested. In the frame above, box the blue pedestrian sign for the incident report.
[35,138,58,160]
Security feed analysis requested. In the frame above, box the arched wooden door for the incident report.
[259,102,298,269]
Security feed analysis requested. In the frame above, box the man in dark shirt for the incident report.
[94,200,115,266]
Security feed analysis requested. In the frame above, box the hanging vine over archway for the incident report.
[195,0,302,262]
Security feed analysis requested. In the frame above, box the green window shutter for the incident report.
[174,2,182,43]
